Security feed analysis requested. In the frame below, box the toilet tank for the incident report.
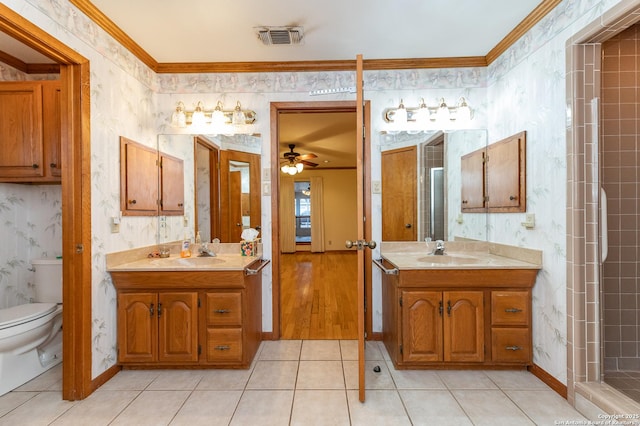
[31,258,62,303]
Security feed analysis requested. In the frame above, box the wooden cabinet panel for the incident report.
[443,291,484,362]
[206,292,242,326]
[160,152,185,215]
[117,293,157,363]
[42,82,61,179]
[0,82,44,179]
[486,132,526,212]
[491,291,529,326]
[492,328,530,363]
[402,291,443,362]
[460,149,485,211]
[158,292,198,362]
[120,137,159,216]
[206,328,243,362]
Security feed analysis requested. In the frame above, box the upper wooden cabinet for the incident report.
[120,137,184,216]
[120,137,159,216]
[159,152,185,216]
[0,81,61,183]
[461,131,526,213]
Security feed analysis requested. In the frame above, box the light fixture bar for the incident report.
[309,86,356,96]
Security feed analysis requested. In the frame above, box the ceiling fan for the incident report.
[280,144,318,174]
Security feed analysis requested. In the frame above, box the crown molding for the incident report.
[486,0,562,65]
[72,0,559,74]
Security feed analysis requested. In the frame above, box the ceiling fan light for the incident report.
[295,162,304,172]
[287,166,298,175]
[281,164,289,173]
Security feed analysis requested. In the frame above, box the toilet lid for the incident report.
[0,303,57,330]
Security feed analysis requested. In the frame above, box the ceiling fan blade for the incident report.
[298,153,317,160]
[300,159,318,167]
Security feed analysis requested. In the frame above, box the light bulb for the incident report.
[436,98,450,123]
[456,97,472,123]
[191,101,206,127]
[414,98,429,125]
[394,99,407,124]
[171,102,187,128]
[281,165,289,173]
[287,166,297,176]
[212,101,225,125]
[296,162,304,172]
[232,101,246,126]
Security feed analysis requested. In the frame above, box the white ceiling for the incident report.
[88,0,542,63]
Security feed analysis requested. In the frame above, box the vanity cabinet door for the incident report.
[0,81,62,182]
[158,292,198,363]
[120,137,159,216]
[401,291,443,362]
[443,291,484,362]
[460,149,485,211]
[117,293,158,363]
[159,152,185,216]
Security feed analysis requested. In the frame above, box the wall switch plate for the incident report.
[372,181,381,194]
[262,168,271,182]
[522,213,535,229]
[263,182,271,196]
[111,217,120,233]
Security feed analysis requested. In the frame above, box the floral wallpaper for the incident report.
[0,0,629,384]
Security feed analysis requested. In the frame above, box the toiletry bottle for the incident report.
[180,239,191,258]
[195,231,201,245]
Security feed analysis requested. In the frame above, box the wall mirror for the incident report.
[380,129,488,242]
[157,133,261,244]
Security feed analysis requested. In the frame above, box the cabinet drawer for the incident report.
[207,292,242,326]
[206,328,242,362]
[492,328,530,363]
[491,291,529,326]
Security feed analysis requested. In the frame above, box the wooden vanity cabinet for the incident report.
[401,290,483,363]
[0,81,61,183]
[382,265,536,369]
[112,267,262,368]
[117,292,198,364]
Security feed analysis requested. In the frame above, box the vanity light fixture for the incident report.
[169,100,257,130]
[383,97,473,127]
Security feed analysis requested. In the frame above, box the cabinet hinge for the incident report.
[198,298,201,308]
[399,297,403,307]
[484,196,490,202]
[399,344,403,355]
[198,345,202,355]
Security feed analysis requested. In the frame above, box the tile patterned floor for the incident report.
[604,370,640,403]
[0,340,589,425]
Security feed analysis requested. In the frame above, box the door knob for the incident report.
[345,239,377,250]
[405,223,412,228]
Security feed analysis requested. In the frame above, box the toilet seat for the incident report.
[0,303,57,330]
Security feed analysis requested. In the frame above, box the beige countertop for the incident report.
[106,242,263,272]
[380,241,542,270]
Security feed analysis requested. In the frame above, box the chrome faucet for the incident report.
[433,240,445,255]
[197,242,216,257]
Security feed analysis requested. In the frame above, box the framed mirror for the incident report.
[157,133,262,244]
[380,129,488,242]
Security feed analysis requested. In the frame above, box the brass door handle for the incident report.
[345,240,377,250]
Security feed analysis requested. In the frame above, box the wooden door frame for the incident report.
[269,100,372,340]
[0,5,93,400]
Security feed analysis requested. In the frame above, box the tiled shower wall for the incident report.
[601,24,640,372]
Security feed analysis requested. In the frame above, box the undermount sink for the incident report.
[417,254,487,265]
[150,257,225,267]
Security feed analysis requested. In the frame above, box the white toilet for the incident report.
[0,258,63,396]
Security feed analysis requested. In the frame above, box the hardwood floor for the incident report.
[280,251,358,340]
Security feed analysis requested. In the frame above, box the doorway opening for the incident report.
[269,101,372,341]
[566,0,640,413]
[0,5,92,400]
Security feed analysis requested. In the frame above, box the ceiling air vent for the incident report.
[255,26,304,46]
